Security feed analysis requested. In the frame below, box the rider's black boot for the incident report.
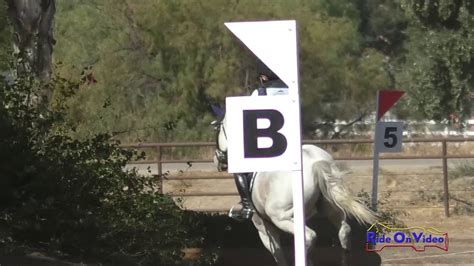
[230,173,254,220]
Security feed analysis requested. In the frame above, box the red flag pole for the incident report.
[371,90,405,210]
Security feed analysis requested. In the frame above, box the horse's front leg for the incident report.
[253,215,288,266]
[266,207,317,250]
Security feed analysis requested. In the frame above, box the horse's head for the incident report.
[210,103,228,172]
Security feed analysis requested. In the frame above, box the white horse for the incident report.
[213,112,377,266]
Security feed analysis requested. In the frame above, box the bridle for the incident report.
[212,85,267,172]
[213,117,228,172]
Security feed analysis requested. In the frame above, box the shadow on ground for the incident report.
[0,214,381,266]
[201,214,381,266]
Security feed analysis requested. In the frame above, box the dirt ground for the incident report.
[164,160,474,265]
[0,161,471,265]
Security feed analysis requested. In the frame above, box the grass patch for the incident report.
[450,160,474,179]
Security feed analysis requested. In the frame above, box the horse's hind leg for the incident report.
[327,207,352,266]
[253,215,288,266]
[338,220,351,250]
[337,219,352,266]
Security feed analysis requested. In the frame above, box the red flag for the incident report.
[377,90,404,120]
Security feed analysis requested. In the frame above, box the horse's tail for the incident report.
[312,160,377,225]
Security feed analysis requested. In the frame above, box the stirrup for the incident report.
[228,204,253,221]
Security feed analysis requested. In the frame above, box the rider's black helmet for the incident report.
[254,60,288,97]
[257,60,279,81]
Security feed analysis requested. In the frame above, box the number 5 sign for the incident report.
[376,122,403,153]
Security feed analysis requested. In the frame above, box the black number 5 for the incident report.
[384,127,398,148]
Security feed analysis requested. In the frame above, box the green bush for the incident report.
[0,72,209,265]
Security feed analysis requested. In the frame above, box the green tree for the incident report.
[0,1,12,71]
[0,71,208,265]
[363,0,408,56]
[397,0,473,124]
[52,0,391,140]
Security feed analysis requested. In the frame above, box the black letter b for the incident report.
[243,109,287,158]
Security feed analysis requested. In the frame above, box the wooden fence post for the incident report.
[442,139,450,217]
[157,144,163,194]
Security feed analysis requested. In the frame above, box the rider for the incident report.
[229,63,289,220]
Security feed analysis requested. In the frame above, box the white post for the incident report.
[292,21,307,266]
[289,20,307,265]
[223,20,307,265]
[371,91,380,211]
[292,170,306,265]
[292,92,306,265]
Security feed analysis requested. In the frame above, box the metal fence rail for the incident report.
[122,137,474,217]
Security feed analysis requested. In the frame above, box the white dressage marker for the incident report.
[224,20,307,266]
